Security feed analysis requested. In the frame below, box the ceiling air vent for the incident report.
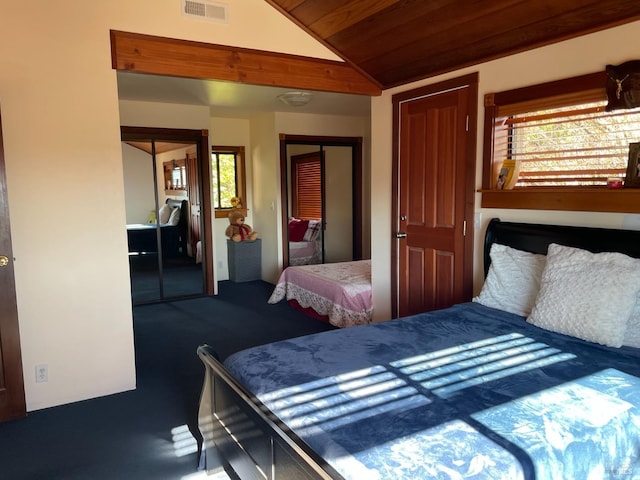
[182,0,228,23]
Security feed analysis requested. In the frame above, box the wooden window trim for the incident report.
[480,188,640,213]
[212,146,247,219]
[481,71,640,213]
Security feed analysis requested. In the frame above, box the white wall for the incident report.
[370,20,640,322]
[122,144,154,224]
[0,0,338,411]
[210,116,252,281]
[250,113,281,283]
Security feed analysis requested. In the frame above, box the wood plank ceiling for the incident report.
[265,0,640,89]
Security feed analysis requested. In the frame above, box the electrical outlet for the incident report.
[35,364,48,383]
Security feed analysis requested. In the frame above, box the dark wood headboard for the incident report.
[484,218,640,276]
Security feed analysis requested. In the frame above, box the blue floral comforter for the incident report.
[224,302,640,479]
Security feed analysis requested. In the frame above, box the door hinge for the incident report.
[463,220,467,236]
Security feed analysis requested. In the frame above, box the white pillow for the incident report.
[625,301,640,348]
[303,219,321,241]
[527,243,640,348]
[167,206,181,226]
[473,243,546,316]
[158,203,172,224]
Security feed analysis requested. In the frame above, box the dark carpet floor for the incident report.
[0,280,335,480]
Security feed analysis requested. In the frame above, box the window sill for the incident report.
[479,188,640,213]
[165,189,187,196]
[215,208,247,219]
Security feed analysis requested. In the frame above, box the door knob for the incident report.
[396,232,407,239]
[0,255,8,267]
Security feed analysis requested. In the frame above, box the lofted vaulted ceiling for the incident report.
[265,0,640,89]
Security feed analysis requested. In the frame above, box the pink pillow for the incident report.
[288,219,309,242]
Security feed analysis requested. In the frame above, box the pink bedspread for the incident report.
[268,260,372,328]
[288,240,320,265]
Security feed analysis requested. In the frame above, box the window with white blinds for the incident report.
[498,99,640,187]
[486,72,640,189]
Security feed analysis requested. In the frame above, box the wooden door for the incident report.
[0,110,26,422]
[394,74,477,318]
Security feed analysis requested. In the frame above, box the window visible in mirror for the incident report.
[212,146,246,218]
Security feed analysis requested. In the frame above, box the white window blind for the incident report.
[495,96,640,187]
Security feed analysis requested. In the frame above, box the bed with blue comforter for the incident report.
[197,218,640,480]
[223,302,640,479]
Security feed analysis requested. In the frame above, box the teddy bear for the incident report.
[225,210,258,242]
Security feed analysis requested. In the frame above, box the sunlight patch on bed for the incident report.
[256,334,578,436]
[334,419,526,480]
[391,333,576,398]
[259,365,430,434]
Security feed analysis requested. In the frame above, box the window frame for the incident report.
[212,145,247,219]
[481,71,640,213]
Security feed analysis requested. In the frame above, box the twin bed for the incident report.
[268,259,372,328]
[198,218,640,479]
[126,198,188,257]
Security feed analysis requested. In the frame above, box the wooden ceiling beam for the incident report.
[110,30,381,96]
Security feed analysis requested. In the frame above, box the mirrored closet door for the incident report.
[121,127,210,304]
[279,135,363,267]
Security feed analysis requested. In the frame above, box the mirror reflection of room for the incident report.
[122,139,204,304]
[286,143,354,266]
[288,148,324,266]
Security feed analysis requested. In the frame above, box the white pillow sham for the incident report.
[473,243,546,317]
[625,301,640,348]
[303,219,321,241]
[527,243,640,348]
[167,206,181,226]
[158,203,172,224]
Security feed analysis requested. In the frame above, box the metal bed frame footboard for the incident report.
[197,345,344,480]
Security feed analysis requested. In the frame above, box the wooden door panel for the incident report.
[405,111,426,226]
[433,109,456,227]
[398,81,474,317]
[406,246,425,315]
[434,250,455,310]
[0,109,26,422]
[403,246,456,315]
